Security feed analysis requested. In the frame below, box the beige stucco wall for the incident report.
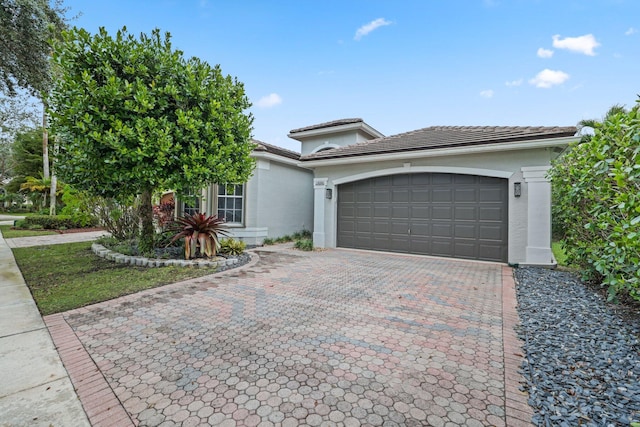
[228,157,314,244]
[309,147,558,265]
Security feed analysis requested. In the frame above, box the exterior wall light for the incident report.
[326,188,333,199]
[514,182,522,197]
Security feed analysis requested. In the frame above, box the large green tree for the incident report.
[5,126,46,193]
[0,0,66,96]
[48,27,255,252]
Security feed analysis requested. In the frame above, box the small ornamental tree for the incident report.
[47,27,255,252]
[549,99,640,301]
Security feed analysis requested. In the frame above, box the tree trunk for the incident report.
[42,105,49,179]
[49,137,58,216]
[49,173,57,215]
[139,188,155,254]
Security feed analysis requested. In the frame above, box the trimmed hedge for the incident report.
[549,102,640,301]
[19,215,98,230]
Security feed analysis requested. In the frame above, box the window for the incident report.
[217,184,244,224]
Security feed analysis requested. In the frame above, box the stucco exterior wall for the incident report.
[300,131,360,155]
[228,157,314,244]
[309,147,557,265]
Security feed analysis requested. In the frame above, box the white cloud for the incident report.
[256,93,282,108]
[537,47,554,58]
[505,79,523,87]
[626,27,637,36]
[552,34,600,56]
[354,18,392,41]
[529,69,570,88]
[480,90,494,98]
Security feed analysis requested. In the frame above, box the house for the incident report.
[182,118,578,266]
[175,140,314,245]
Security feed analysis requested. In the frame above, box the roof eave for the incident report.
[288,121,384,141]
[300,135,578,167]
[251,150,298,165]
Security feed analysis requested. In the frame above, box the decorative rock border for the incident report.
[91,243,238,268]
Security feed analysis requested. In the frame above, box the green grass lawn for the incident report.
[12,241,221,315]
[0,224,58,238]
[552,240,569,267]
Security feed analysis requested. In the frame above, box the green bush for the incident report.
[549,101,640,301]
[294,239,313,251]
[19,215,96,230]
[219,238,246,255]
[60,185,98,227]
[262,237,274,245]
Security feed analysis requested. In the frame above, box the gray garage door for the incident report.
[337,173,508,262]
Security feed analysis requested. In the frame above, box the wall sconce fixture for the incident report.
[514,182,522,197]
[325,188,333,200]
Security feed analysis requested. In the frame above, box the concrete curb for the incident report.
[90,243,239,268]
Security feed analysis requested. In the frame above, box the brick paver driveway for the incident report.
[46,247,531,426]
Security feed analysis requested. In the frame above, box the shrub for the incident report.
[60,185,98,227]
[19,215,92,230]
[219,238,246,255]
[170,212,229,259]
[94,197,140,241]
[294,239,313,251]
[153,200,175,231]
[549,101,640,301]
[262,237,274,245]
[275,235,291,243]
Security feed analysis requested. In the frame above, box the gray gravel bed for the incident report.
[514,267,640,426]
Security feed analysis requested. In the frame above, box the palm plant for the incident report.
[170,212,229,259]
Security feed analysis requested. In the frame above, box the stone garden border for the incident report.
[91,243,238,268]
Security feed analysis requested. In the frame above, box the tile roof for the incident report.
[300,125,577,161]
[289,118,363,134]
[252,139,301,160]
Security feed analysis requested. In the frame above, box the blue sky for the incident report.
[61,0,639,151]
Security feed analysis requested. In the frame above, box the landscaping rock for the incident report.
[515,267,640,426]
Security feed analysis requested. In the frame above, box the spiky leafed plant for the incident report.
[170,212,229,259]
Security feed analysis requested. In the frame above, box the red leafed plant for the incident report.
[170,212,229,259]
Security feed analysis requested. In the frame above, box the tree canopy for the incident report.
[0,0,67,96]
[47,26,255,251]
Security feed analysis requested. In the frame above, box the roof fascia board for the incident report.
[288,122,381,140]
[300,136,578,168]
[251,151,303,167]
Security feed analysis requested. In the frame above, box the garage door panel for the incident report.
[411,189,430,203]
[455,242,478,259]
[357,190,372,202]
[431,240,453,256]
[411,206,429,219]
[432,206,452,219]
[391,222,410,234]
[356,221,372,233]
[480,187,503,202]
[392,206,409,218]
[373,206,390,218]
[373,221,391,234]
[392,175,410,186]
[432,174,453,185]
[479,206,504,221]
[392,189,409,203]
[455,188,478,202]
[374,190,391,203]
[356,206,372,217]
[432,223,452,238]
[454,206,477,221]
[432,189,453,202]
[479,224,504,241]
[455,224,477,239]
[410,223,430,236]
[337,173,507,262]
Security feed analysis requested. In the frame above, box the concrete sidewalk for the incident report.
[0,228,91,426]
[5,230,109,249]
